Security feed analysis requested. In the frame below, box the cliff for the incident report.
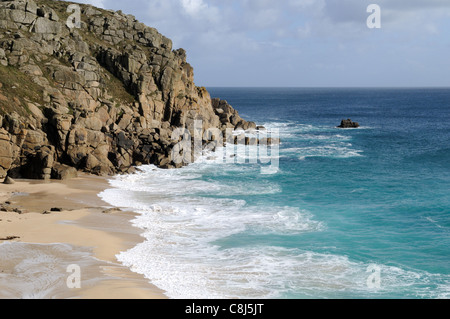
[0,0,255,179]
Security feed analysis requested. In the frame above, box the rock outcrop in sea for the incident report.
[0,0,258,180]
[337,119,360,129]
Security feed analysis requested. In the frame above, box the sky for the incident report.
[67,0,450,87]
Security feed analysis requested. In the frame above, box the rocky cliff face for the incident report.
[0,0,254,179]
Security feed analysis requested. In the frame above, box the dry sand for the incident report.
[0,174,167,299]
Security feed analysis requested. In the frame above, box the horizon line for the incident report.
[205,86,450,89]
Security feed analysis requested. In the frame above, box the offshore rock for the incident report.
[338,119,360,129]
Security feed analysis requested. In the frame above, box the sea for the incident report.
[99,87,450,299]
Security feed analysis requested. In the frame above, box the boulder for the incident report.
[3,176,15,185]
[33,17,62,34]
[27,103,45,120]
[52,163,78,180]
[117,113,133,131]
[83,117,103,131]
[0,139,14,172]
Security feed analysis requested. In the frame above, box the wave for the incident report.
[99,164,449,299]
[96,119,449,299]
[297,145,364,160]
[256,121,364,160]
[99,165,328,298]
[281,144,363,160]
[260,121,370,137]
[0,243,103,299]
[260,122,322,139]
[115,238,450,299]
[98,124,365,298]
[297,134,352,142]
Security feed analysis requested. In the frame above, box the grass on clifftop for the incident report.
[0,64,45,117]
[36,0,75,21]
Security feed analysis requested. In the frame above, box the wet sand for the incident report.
[0,174,167,299]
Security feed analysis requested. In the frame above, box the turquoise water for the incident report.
[100,88,450,299]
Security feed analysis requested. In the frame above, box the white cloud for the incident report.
[61,0,450,86]
[65,0,106,9]
[181,0,207,16]
[89,0,105,8]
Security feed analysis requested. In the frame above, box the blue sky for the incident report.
[68,0,450,87]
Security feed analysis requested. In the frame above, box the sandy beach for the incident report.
[0,173,167,299]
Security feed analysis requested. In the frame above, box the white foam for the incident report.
[297,145,364,159]
[99,164,330,299]
[260,122,319,139]
[258,121,364,160]
[282,145,363,160]
[297,134,352,142]
[100,164,450,299]
[0,242,103,299]
[98,121,449,299]
[117,238,450,299]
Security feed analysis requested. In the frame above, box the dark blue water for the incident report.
[206,87,450,298]
[102,88,450,299]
